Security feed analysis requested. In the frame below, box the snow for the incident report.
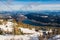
[0,21,13,32]
[6,21,14,27]
[14,35,39,40]
[0,22,39,40]
[40,16,48,18]
[20,28,36,34]
[39,30,44,36]
[0,35,39,40]
[14,27,40,40]
[3,27,13,32]
[0,35,14,40]
[48,35,60,40]
[49,29,52,33]
[0,19,3,22]
[20,14,24,17]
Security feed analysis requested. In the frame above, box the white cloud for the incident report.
[0,2,60,11]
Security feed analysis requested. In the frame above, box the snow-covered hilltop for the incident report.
[0,16,60,40]
[48,35,60,40]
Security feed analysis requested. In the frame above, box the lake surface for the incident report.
[22,19,46,26]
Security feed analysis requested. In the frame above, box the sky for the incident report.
[0,0,60,11]
[0,0,60,2]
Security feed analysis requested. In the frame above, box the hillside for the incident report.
[25,13,60,27]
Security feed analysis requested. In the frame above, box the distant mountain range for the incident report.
[25,12,60,27]
[0,11,60,27]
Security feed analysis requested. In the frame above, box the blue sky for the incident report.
[0,0,60,1]
[8,0,60,2]
[0,0,60,4]
[0,0,60,11]
[0,0,60,3]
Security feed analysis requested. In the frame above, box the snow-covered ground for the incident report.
[20,28,38,34]
[0,35,14,40]
[0,21,55,40]
[0,34,39,40]
[0,21,39,40]
[0,21,14,32]
[48,35,60,40]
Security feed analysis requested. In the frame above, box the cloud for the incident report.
[0,2,60,11]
